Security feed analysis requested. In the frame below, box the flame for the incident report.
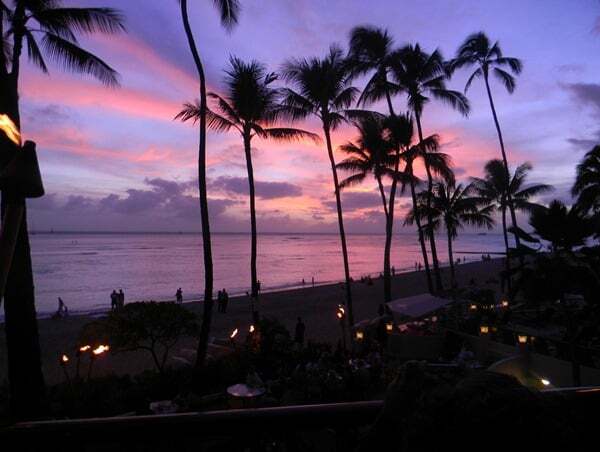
[61,354,69,363]
[92,345,110,355]
[79,345,91,352]
[249,325,255,333]
[230,328,238,339]
[0,114,21,146]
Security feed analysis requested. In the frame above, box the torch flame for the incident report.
[92,345,110,355]
[230,328,238,339]
[0,114,21,146]
[249,325,255,333]
[79,345,91,352]
[61,354,69,363]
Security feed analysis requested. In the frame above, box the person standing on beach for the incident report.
[118,289,125,308]
[295,317,306,348]
[57,297,68,317]
[110,290,118,311]
[176,288,183,304]
[222,289,229,313]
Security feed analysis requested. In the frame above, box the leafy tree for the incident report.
[0,0,124,418]
[177,57,317,300]
[572,145,600,219]
[178,0,240,369]
[81,302,198,374]
[281,46,358,325]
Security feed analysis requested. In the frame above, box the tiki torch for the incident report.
[0,114,45,305]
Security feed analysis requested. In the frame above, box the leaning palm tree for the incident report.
[281,46,359,325]
[0,0,124,418]
[178,0,240,368]
[409,181,495,287]
[177,57,318,301]
[337,112,415,302]
[472,160,552,260]
[392,43,470,292]
[450,32,523,248]
[347,25,401,115]
[572,145,600,217]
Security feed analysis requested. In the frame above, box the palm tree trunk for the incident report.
[447,227,456,288]
[501,205,512,292]
[0,35,46,419]
[383,150,401,302]
[483,74,520,250]
[414,112,443,292]
[243,131,259,299]
[181,0,214,369]
[323,123,353,327]
[408,164,433,293]
[376,175,389,219]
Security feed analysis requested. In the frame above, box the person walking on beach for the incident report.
[295,317,306,348]
[110,290,118,311]
[222,289,229,313]
[57,297,68,317]
[176,288,183,304]
[118,289,125,308]
[217,290,223,312]
[257,280,261,294]
[392,266,396,276]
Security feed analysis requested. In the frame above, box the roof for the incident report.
[387,293,451,319]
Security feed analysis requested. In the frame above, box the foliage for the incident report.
[81,302,198,373]
[529,200,594,251]
[572,145,600,218]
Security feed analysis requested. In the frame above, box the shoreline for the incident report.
[0,258,504,385]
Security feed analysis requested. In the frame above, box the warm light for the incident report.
[431,316,438,323]
[541,378,550,386]
[385,322,394,332]
[92,345,110,355]
[336,312,343,319]
[469,304,477,311]
[0,114,21,146]
[230,328,238,339]
[480,325,489,335]
[79,345,91,352]
[249,325,255,333]
[501,300,509,308]
[518,335,528,344]
[61,354,69,363]
[355,330,364,341]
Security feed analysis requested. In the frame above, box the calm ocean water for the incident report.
[28,232,505,316]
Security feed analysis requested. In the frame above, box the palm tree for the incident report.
[281,46,359,326]
[392,43,470,292]
[347,25,401,115]
[408,181,495,287]
[0,0,124,418]
[178,0,240,368]
[572,145,600,217]
[336,112,418,302]
[450,32,523,248]
[177,57,318,302]
[472,160,552,260]
[530,200,593,252]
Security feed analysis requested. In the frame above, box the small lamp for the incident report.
[480,325,489,335]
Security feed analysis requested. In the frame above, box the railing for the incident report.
[2,388,600,451]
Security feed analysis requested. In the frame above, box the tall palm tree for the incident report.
[392,43,470,292]
[177,57,318,301]
[450,32,523,248]
[0,0,124,418]
[472,160,552,261]
[572,145,600,217]
[336,112,415,302]
[281,46,359,326]
[408,181,495,287]
[178,0,240,368]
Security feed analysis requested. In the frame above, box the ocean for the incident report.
[27,232,505,316]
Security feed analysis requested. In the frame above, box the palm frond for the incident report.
[430,88,470,116]
[24,29,48,73]
[35,7,125,37]
[212,0,240,31]
[259,127,320,143]
[493,67,516,93]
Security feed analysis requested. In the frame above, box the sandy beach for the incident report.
[0,259,503,385]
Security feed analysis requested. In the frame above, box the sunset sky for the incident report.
[22,0,600,233]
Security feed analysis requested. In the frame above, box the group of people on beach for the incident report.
[217,289,229,313]
[110,289,125,310]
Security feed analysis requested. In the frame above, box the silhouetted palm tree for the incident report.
[572,145,600,217]
[0,0,124,418]
[450,32,523,248]
[530,200,593,252]
[177,57,317,301]
[347,25,401,115]
[392,43,470,292]
[408,181,494,287]
[178,0,240,368]
[472,160,552,259]
[281,46,359,325]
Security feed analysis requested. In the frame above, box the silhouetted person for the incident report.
[311,276,314,287]
[295,317,306,347]
[57,297,68,317]
[176,288,183,304]
[118,289,125,308]
[217,290,223,312]
[110,290,118,311]
[222,288,229,313]
[392,266,395,276]
[257,280,261,294]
